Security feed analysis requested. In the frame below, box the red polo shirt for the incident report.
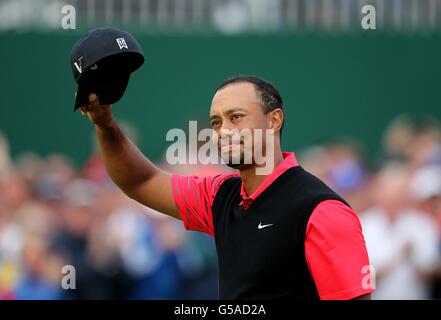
[171,152,373,300]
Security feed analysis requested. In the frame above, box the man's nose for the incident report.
[220,119,234,132]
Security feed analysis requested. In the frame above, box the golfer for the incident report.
[79,75,373,300]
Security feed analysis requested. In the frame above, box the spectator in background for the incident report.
[300,138,372,213]
[14,234,62,300]
[7,201,62,299]
[411,165,441,232]
[0,173,33,299]
[0,132,11,180]
[381,115,416,164]
[410,165,441,298]
[360,163,440,299]
[382,114,441,169]
[407,117,441,168]
[52,179,132,299]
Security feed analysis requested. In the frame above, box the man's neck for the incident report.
[239,151,284,197]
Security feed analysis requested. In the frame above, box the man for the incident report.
[79,75,373,300]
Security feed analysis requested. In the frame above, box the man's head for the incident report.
[210,75,284,170]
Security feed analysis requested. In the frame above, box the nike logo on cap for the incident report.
[258,223,274,230]
[74,62,82,73]
[74,56,83,74]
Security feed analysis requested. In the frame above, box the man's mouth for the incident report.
[220,142,242,153]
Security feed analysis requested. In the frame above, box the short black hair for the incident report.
[215,75,284,136]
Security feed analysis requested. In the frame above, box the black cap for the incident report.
[71,27,144,110]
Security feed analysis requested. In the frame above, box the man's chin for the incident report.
[225,162,253,170]
[220,149,253,170]
[222,154,254,170]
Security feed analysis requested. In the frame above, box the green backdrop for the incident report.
[1,31,440,166]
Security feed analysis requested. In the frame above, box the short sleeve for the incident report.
[305,199,374,300]
[171,173,238,236]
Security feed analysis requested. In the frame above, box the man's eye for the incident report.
[211,120,220,128]
[231,114,243,121]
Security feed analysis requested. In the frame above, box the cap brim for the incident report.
[74,74,130,111]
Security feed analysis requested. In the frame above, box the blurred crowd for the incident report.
[0,124,222,300]
[301,114,441,299]
[1,113,441,300]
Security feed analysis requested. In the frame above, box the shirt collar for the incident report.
[240,152,299,204]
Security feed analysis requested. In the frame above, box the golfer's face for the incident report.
[210,82,269,167]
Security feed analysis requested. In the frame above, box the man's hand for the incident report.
[80,93,114,127]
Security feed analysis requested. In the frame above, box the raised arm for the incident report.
[80,93,180,219]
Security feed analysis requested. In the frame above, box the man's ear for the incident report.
[269,108,284,134]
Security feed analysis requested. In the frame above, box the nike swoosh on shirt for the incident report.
[258,223,274,230]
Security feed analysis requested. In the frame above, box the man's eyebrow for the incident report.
[210,107,247,121]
